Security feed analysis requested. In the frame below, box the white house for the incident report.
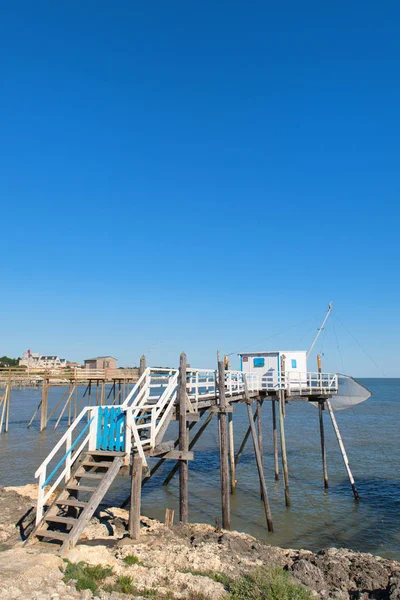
[19,350,67,369]
[238,350,308,389]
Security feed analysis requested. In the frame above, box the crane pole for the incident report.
[307,302,333,359]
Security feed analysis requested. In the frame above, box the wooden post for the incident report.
[326,398,359,500]
[228,413,236,494]
[279,389,290,506]
[272,399,279,481]
[234,409,260,466]
[88,380,92,406]
[218,359,230,529]
[318,400,329,489]
[129,455,143,539]
[101,381,105,406]
[139,355,146,377]
[165,508,175,528]
[178,352,189,523]
[256,398,263,497]
[243,382,273,531]
[40,376,48,432]
[4,379,10,433]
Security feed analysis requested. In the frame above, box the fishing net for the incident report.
[328,374,371,411]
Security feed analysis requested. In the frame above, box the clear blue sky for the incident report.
[1,1,399,376]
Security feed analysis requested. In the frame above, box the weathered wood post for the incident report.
[318,399,329,489]
[243,379,274,531]
[279,389,290,506]
[272,399,279,481]
[256,398,263,497]
[178,352,189,523]
[326,398,359,500]
[139,355,146,378]
[228,413,236,494]
[129,455,143,539]
[40,373,49,432]
[217,357,231,529]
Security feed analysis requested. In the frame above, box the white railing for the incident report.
[261,371,338,394]
[34,406,99,524]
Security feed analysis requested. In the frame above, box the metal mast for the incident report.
[307,302,333,359]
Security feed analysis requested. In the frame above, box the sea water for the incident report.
[0,378,399,559]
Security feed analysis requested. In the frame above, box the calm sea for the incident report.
[0,378,399,559]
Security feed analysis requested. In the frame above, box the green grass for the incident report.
[179,569,233,590]
[62,560,113,594]
[123,553,144,566]
[228,566,313,600]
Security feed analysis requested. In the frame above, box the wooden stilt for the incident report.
[27,398,42,429]
[129,455,143,539]
[46,387,69,425]
[228,413,236,494]
[54,384,76,430]
[256,398,263,497]
[234,408,260,467]
[101,381,105,406]
[243,382,273,532]
[318,400,329,489]
[4,383,10,433]
[139,355,146,378]
[272,399,279,481]
[279,389,290,507]
[326,398,359,500]
[217,359,230,529]
[178,352,189,523]
[88,381,92,406]
[95,380,99,406]
[40,377,49,432]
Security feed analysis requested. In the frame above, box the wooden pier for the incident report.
[19,352,364,556]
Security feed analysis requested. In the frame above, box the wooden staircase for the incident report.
[28,450,124,555]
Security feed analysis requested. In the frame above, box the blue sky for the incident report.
[1,1,399,376]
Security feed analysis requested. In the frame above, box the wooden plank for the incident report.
[129,456,142,540]
[66,484,97,493]
[159,450,194,460]
[45,516,77,526]
[60,455,124,554]
[55,498,87,508]
[36,529,68,541]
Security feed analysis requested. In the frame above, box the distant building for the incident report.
[19,350,67,369]
[84,356,117,370]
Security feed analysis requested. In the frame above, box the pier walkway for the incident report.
[28,365,338,553]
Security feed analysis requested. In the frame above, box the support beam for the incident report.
[129,456,143,539]
[256,398,263,497]
[178,352,188,523]
[234,408,259,467]
[272,399,279,481]
[218,359,230,530]
[318,400,329,489]
[326,398,359,500]
[228,413,236,494]
[279,389,290,507]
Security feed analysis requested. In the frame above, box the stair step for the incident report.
[45,516,78,526]
[81,460,113,468]
[66,484,97,493]
[36,529,69,541]
[75,471,105,479]
[87,451,125,457]
[55,498,87,508]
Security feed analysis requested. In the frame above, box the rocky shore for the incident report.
[0,485,399,600]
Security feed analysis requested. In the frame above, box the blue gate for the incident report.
[96,407,126,452]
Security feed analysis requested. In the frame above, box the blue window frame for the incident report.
[254,357,265,368]
[291,359,297,368]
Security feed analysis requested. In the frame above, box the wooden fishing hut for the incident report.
[25,338,369,555]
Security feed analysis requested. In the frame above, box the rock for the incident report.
[291,559,327,592]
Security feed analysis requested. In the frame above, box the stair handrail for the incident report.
[121,367,151,408]
[34,405,99,524]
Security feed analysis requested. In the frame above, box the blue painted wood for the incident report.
[96,407,126,452]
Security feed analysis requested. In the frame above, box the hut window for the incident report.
[253,358,265,368]
[291,359,297,368]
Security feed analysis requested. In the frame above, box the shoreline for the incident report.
[1,484,400,599]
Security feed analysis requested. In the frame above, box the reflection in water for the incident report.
[0,379,399,559]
